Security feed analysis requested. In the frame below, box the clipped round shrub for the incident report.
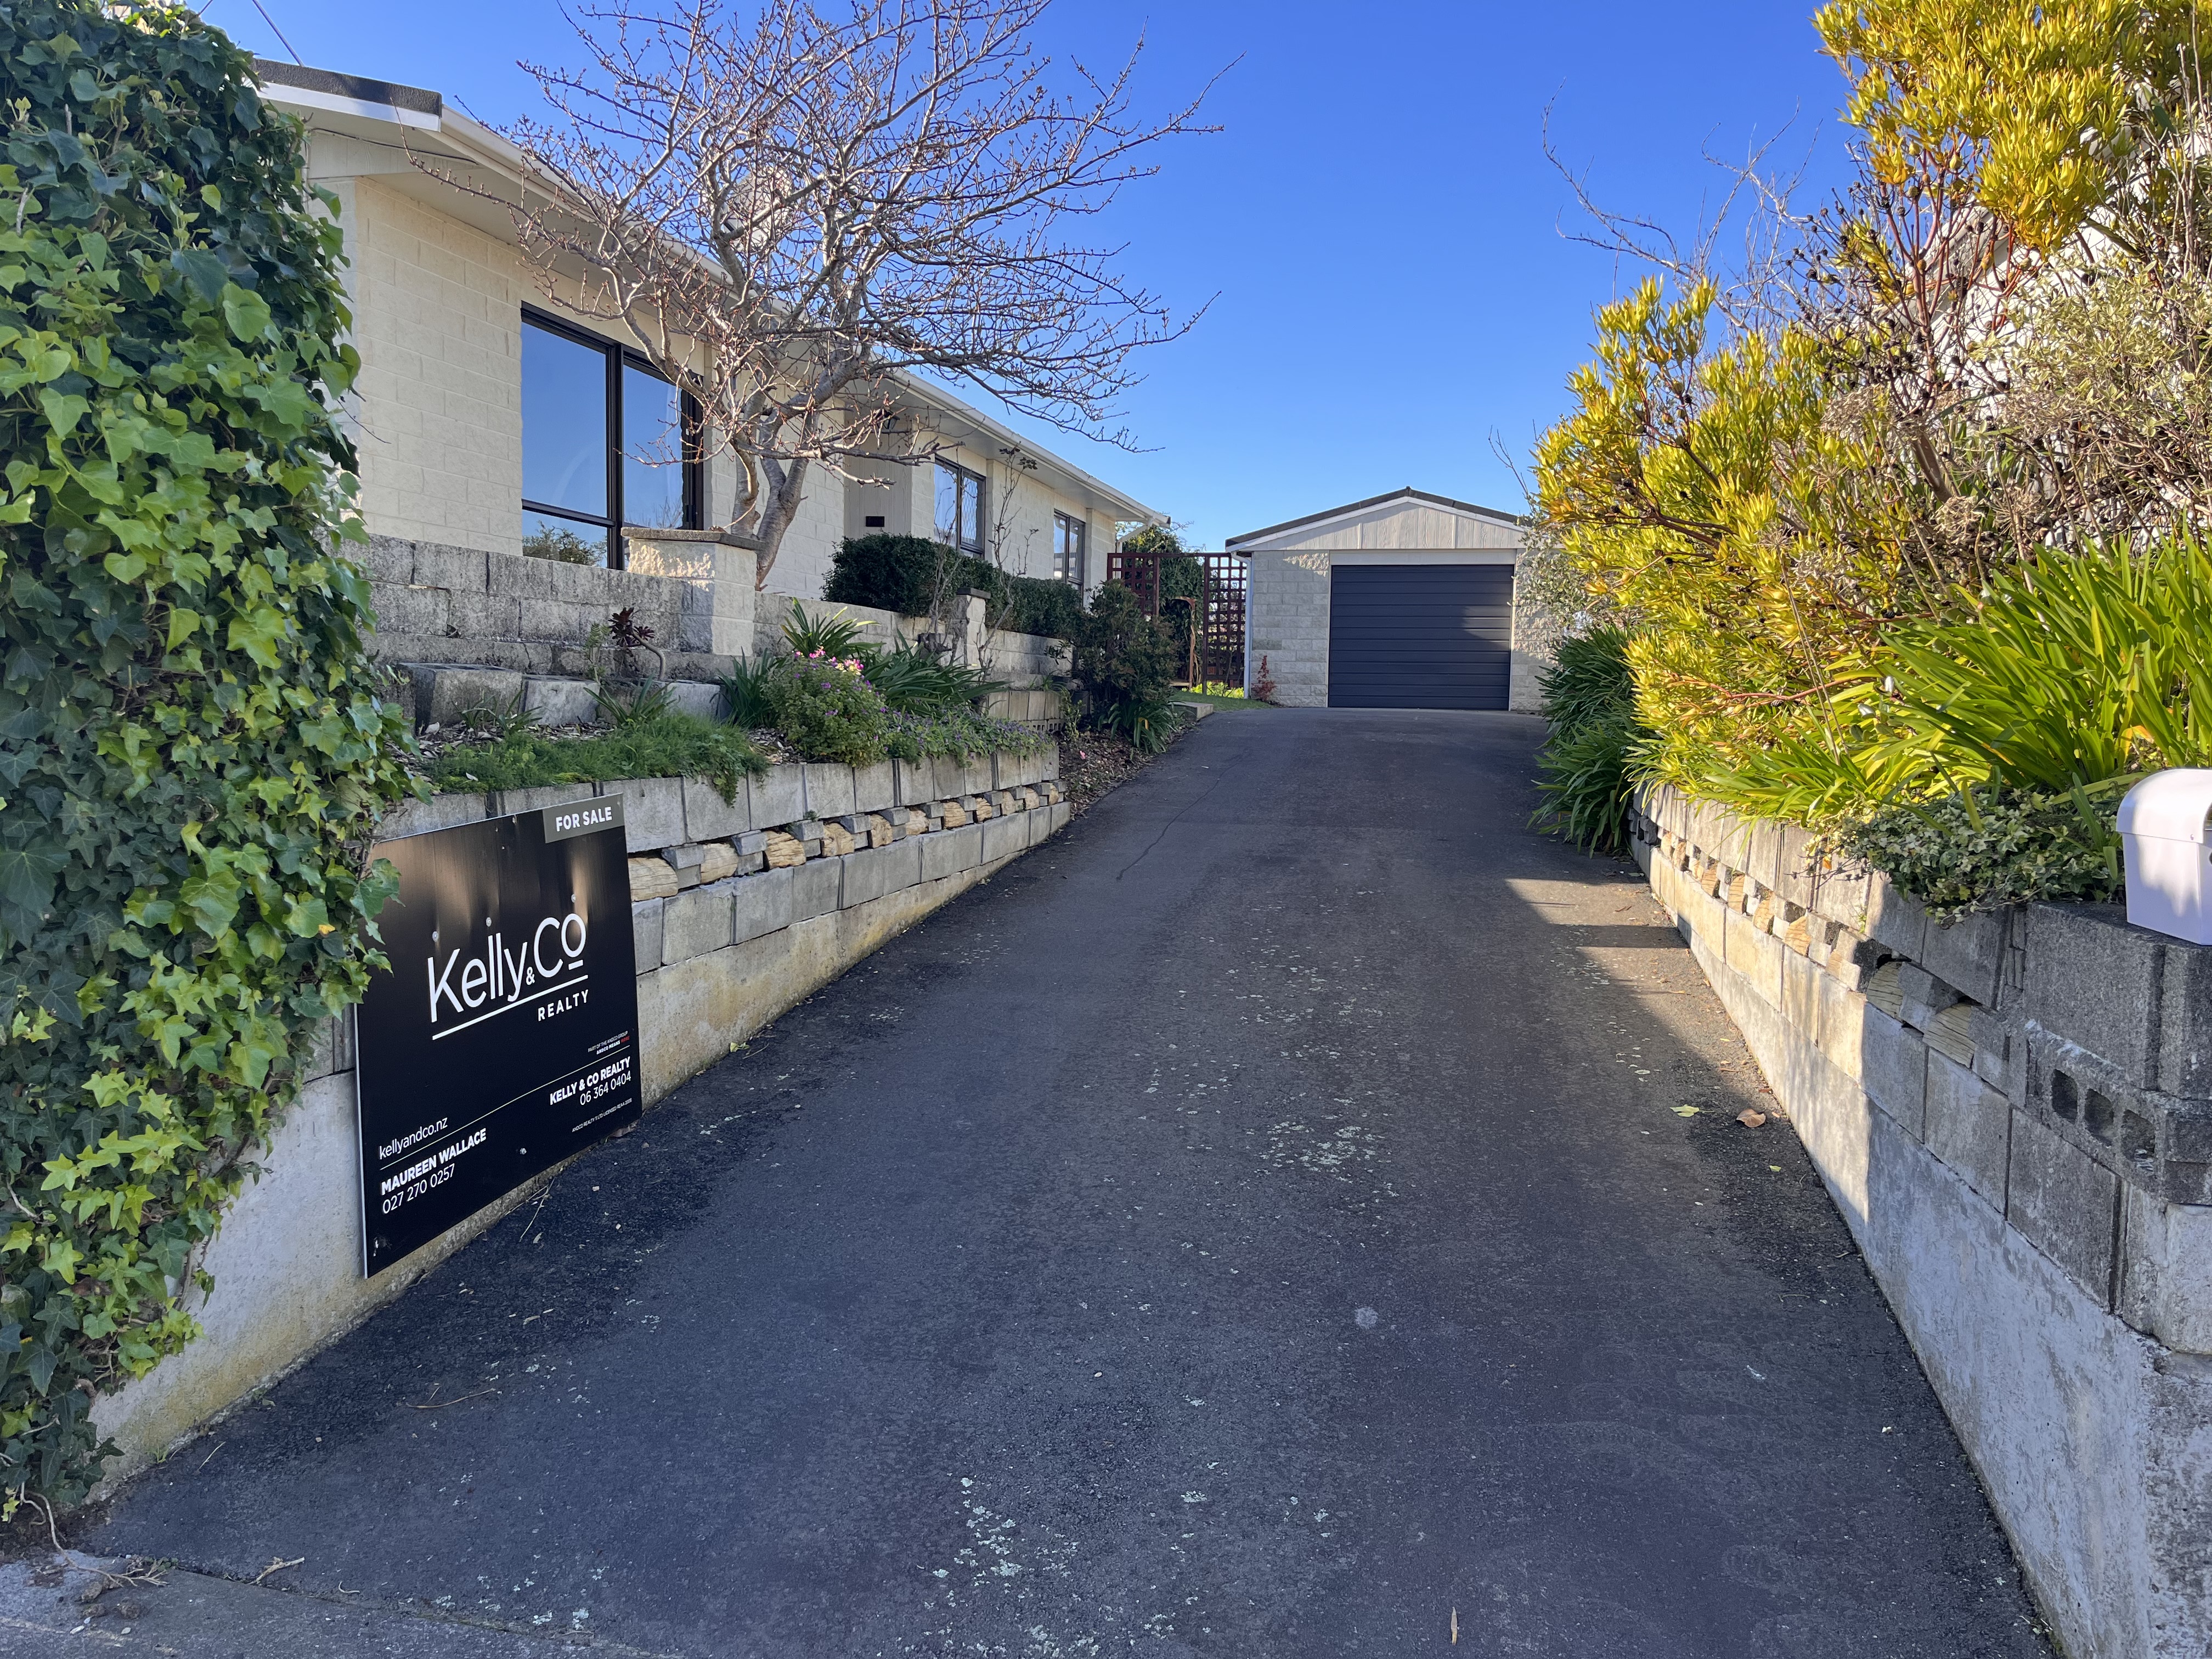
[768,652,893,765]
[0,2,415,1510]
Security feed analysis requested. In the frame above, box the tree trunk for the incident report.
[749,453,812,591]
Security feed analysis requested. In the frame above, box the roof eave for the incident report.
[888,369,1167,528]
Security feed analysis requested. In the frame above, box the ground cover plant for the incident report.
[888,708,1051,761]
[0,1,417,1511]
[426,712,765,800]
[1530,0,2212,912]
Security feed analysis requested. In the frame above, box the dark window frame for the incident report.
[520,305,702,568]
[1052,511,1087,585]
[935,458,987,553]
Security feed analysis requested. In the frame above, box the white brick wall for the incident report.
[320,169,1120,611]
[1245,549,1332,706]
[337,178,527,557]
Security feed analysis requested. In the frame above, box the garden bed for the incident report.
[1060,725,1189,816]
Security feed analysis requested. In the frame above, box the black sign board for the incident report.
[354,798,640,1276]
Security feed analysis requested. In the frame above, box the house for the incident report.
[1229,488,1538,712]
[256,59,1161,684]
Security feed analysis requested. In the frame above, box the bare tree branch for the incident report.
[425,0,1219,586]
[1541,97,1819,336]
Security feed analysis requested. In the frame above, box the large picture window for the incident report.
[1052,511,1087,585]
[934,460,985,552]
[521,310,699,567]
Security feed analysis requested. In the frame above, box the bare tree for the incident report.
[1541,100,1820,338]
[455,0,1215,588]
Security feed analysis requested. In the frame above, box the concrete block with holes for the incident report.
[2006,1110,2121,1301]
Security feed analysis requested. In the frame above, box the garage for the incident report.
[1227,487,1534,710]
[1325,563,1514,709]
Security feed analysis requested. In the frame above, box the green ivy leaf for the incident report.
[168,247,227,304]
[0,843,65,936]
[36,387,87,436]
[0,0,415,1514]
[219,281,270,342]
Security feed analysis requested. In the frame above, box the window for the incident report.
[934,460,985,551]
[1053,512,1087,584]
[520,310,699,567]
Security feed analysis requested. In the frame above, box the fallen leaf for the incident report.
[1736,1109,1768,1128]
[1672,1105,1700,1118]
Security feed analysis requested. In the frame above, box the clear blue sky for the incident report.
[211,1,1856,547]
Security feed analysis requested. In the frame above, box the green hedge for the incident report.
[823,533,1084,641]
[0,1,417,1509]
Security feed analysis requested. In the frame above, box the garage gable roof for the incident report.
[1226,487,1525,552]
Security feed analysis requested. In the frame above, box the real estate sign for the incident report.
[354,799,641,1275]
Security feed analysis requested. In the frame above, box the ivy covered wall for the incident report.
[0,1,414,1510]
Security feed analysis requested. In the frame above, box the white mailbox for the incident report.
[2118,769,2212,944]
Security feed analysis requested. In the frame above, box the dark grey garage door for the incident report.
[1327,563,1514,708]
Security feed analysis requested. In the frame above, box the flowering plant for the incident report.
[768,648,894,764]
[804,648,870,679]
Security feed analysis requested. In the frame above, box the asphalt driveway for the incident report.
[31,709,2050,1656]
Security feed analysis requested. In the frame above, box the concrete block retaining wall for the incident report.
[89,747,1068,1491]
[362,535,1072,732]
[364,532,745,682]
[1632,785,2212,1659]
